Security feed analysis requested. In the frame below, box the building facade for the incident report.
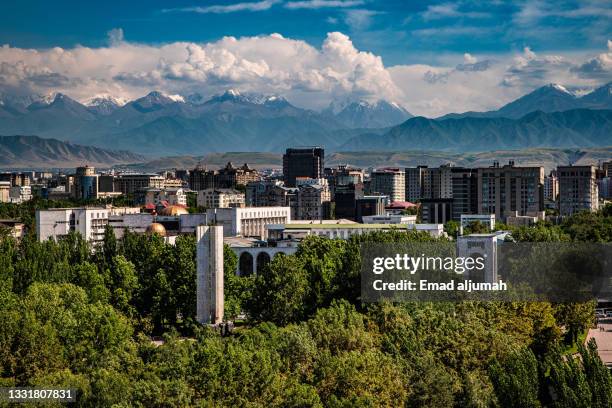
[558,165,599,216]
[370,168,405,202]
[206,207,291,239]
[282,147,324,187]
[197,188,245,208]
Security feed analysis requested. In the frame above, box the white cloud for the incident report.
[164,0,281,14]
[343,9,381,30]
[421,2,490,21]
[0,33,609,117]
[284,0,364,10]
[107,28,124,46]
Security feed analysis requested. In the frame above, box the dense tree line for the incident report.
[0,202,611,406]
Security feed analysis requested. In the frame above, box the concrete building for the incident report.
[197,188,245,208]
[217,162,260,188]
[544,171,559,202]
[422,165,453,200]
[196,225,224,325]
[370,168,405,202]
[405,166,427,202]
[0,181,11,203]
[37,207,111,243]
[460,214,495,235]
[9,185,32,203]
[558,165,599,216]
[206,206,291,239]
[144,188,187,207]
[456,233,508,283]
[421,198,453,224]
[385,201,418,215]
[598,177,612,199]
[73,166,99,200]
[267,221,445,241]
[355,195,387,222]
[296,181,331,220]
[283,147,324,187]
[246,180,296,208]
[451,167,478,220]
[362,214,417,224]
[477,161,545,222]
[114,173,164,195]
[189,166,217,191]
[333,183,364,221]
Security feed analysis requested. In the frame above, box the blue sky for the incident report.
[0,0,610,116]
[0,0,609,65]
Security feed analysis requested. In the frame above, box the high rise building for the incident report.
[405,166,427,202]
[189,166,217,191]
[370,168,405,202]
[477,161,544,221]
[558,165,599,216]
[450,167,478,220]
[216,162,260,188]
[422,165,453,199]
[355,195,386,222]
[283,147,324,187]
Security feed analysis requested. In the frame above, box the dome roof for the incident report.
[146,223,166,236]
[158,205,189,216]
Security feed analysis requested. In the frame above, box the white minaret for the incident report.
[196,225,224,324]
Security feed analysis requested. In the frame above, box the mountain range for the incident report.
[0,135,144,168]
[0,82,610,156]
[0,90,404,155]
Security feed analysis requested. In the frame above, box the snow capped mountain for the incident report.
[129,91,185,112]
[326,98,413,128]
[26,92,60,110]
[581,82,612,107]
[84,94,128,115]
[207,89,290,107]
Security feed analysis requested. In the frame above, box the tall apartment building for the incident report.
[544,170,559,202]
[114,173,164,195]
[558,165,599,216]
[283,147,324,187]
[450,167,478,220]
[422,165,453,199]
[477,161,545,221]
[370,168,405,202]
[405,166,427,202]
[296,182,331,220]
[189,166,217,191]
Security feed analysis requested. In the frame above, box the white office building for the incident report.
[206,207,291,239]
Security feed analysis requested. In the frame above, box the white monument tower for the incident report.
[196,225,224,324]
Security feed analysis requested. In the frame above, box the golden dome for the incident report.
[158,205,189,216]
[146,223,166,236]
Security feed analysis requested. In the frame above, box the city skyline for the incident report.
[0,1,610,116]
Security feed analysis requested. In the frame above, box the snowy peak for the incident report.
[327,98,412,128]
[207,89,290,107]
[130,91,185,112]
[85,94,128,115]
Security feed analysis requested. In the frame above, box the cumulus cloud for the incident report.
[572,39,612,79]
[107,28,124,46]
[0,32,609,117]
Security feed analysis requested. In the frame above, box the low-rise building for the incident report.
[362,214,417,224]
[197,188,245,209]
[206,206,291,239]
[9,185,32,203]
[144,188,187,207]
